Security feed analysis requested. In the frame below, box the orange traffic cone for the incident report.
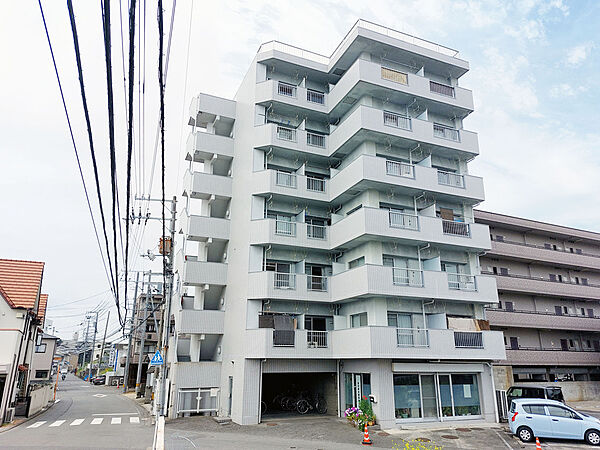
[362,423,372,445]
[535,436,542,449]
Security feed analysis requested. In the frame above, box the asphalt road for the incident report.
[0,374,154,450]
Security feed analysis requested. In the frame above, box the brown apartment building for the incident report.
[475,211,600,400]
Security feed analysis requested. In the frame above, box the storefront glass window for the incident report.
[451,374,480,416]
[439,375,453,417]
[393,374,421,419]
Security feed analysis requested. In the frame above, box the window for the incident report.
[351,313,367,328]
[581,308,586,316]
[348,257,365,270]
[35,370,49,379]
[505,301,514,312]
[575,248,582,254]
[549,274,557,282]
[393,374,421,419]
[563,306,569,314]
[35,343,47,353]
[523,405,546,415]
[499,267,509,276]
[582,278,589,285]
[496,235,504,242]
[546,405,577,419]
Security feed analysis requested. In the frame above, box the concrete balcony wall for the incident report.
[251,169,329,202]
[249,219,330,250]
[489,240,600,271]
[494,275,600,300]
[253,123,329,157]
[247,271,331,302]
[175,361,222,388]
[183,260,228,286]
[255,80,328,113]
[186,216,230,241]
[244,329,333,359]
[184,171,232,199]
[505,349,600,366]
[190,93,236,120]
[179,310,225,335]
[487,309,600,332]
[187,132,234,161]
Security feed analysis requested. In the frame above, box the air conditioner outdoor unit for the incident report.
[4,407,15,423]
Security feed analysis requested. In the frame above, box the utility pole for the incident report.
[81,316,91,376]
[123,271,140,392]
[135,272,151,397]
[88,312,98,382]
[97,311,111,377]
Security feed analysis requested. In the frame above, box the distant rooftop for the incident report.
[257,19,460,66]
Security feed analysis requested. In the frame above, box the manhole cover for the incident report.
[415,437,431,442]
[377,431,390,436]
[441,435,459,439]
[456,427,471,432]
[266,423,278,426]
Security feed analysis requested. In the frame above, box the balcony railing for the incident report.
[307,224,327,239]
[276,125,297,142]
[388,211,419,230]
[275,220,296,236]
[433,123,460,142]
[306,176,326,192]
[490,236,600,259]
[306,330,328,348]
[306,89,325,104]
[430,80,455,98]
[437,170,465,188]
[447,273,477,291]
[274,272,296,289]
[442,220,470,237]
[277,81,297,97]
[306,131,326,148]
[392,268,424,287]
[396,328,429,347]
[383,111,411,130]
[454,331,483,348]
[385,160,414,178]
[482,271,600,288]
[275,171,297,188]
[273,329,295,347]
[306,275,328,292]
[381,66,408,85]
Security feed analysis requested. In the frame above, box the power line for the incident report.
[47,289,110,309]
[37,0,114,298]
[157,0,167,331]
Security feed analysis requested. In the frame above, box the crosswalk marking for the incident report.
[70,419,84,426]
[49,420,65,427]
[129,416,140,424]
[90,418,103,425]
[27,421,46,428]
[26,416,141,428]
[111,417,121,424]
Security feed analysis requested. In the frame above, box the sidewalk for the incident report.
[569,400,600,412]
[0,399,58,434]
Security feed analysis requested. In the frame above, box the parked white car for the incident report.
[510,398,600,446]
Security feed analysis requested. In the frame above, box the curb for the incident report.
[0,398,59,433]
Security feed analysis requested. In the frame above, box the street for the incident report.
[0,374,153,450]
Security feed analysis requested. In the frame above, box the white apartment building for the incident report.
[169,20,505,428]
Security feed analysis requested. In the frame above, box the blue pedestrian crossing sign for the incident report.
[149,350,164,366]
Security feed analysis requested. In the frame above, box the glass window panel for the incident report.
[451,374,481,416]
[439,375,453,417]
[393,374,421,419]
[344,374,354,409]
[420,375,438,418]
[387,313,397,327]
[362,373,371,399]
[546,406,574,418]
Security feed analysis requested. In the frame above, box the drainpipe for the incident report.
[258,359,266,423]
[486,362,499,423]
[336,359,341,418]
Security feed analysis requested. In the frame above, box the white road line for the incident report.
[70,419,84,426]
[130,416,140,424]
[90,418,103,425]
[93,412,138,415]
[111,417,121,424]
[49,420,65,427]
[493,429,516,450]
[27,421,46,428]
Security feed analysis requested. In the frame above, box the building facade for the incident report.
[475,210,600,399]
[171,20,504,427]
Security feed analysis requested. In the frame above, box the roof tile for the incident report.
[0,259,45,309]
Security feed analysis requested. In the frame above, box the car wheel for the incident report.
[517,426,534,443]
[585,429,600,446]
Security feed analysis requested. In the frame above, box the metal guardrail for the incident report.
[396,328,429,347]
[306,275,328,291]
[433,123,460,141]
[442,220,470,237]
[177,388,219,415]
[307,330,328,348]
[430,80,455,97]
[385,160,414,178]
[392,268,424,287]
[277,81,297,97]
[306,132,326,148]
[381,66,408,85]
[447,273,477,291]
[275,171,297,188]
[274,272,296,289]
[306,176,326,191]
[307,89,325,104]
[275,220,296,236]
[389,211,419,230]
[383,111,411,130]
[276,125,297,142]
[454,331,483,348]
[307,224,327,239]
[437,170,465,187]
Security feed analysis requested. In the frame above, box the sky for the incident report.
[1,0,598,339]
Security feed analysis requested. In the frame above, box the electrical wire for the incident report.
[37,0,114,299]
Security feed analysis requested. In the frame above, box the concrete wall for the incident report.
[28,384,53,416]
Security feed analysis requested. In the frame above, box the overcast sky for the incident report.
[1,0,598,339]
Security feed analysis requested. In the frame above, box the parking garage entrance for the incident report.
[261,371,338,419]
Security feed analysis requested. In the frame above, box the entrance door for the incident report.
[344,373,371,409]
[560,339,569,351]
[510,337,519,350]
[420,375,438,419]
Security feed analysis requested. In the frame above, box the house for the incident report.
[30,333,60,382]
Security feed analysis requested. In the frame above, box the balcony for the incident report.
[329,105,479,159]
[329,154,485,204]
[489,272,600,301]
[255,80,328,113]
[487,238,600,271]
[249,219,330,250]
[486,308,600,332]
[184,215,230,241]
[186,131,234,162]
[175,361,221,389]
[247,271,330,302]
[178,309,225,335]
[505,348,600,366]
[252,169,328,203]
[182,259,228,286]
[244,328,333,358]
[183,170,232,200]
[254,123,329,157]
